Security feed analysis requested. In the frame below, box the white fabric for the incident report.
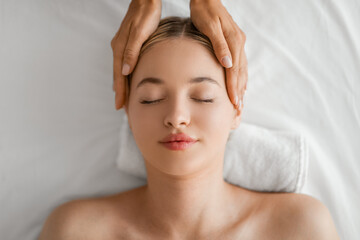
[0,0,359,239]
[116,113,309,193]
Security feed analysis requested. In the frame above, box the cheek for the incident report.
[193,102,234,141]
[193,106,222,128]
[128,106,159,150]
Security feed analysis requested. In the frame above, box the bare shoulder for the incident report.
[37,193,132,240]
[38,199,86,240]
[38,187,147,240]
[261,193,340,240]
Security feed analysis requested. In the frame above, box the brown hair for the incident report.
[125,16,218,95]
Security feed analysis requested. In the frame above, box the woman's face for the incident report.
[124,38,241,176]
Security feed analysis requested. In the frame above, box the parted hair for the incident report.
[126,16,217,93]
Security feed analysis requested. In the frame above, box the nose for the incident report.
[164,99,191,129]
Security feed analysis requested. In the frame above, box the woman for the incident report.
[111,0,248,111]
[39,17,339,239]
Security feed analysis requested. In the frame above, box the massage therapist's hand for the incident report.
[190,0,248,110]
[111,0,161,109]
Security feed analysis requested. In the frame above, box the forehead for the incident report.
[131,38,225,88]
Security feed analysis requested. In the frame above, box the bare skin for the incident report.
[98,184,264,239]
[39,38,340,240]
[38,187,340,239]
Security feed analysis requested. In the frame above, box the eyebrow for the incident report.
[136,77,221,89]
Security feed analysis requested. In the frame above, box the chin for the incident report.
[145,154,209,177]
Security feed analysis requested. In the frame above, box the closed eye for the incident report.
[194,99,213,103]
[140,99,162,104]
[140,99,214,104]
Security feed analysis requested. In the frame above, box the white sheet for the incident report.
[0,0,359,239]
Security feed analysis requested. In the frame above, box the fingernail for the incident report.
[235,95,239,106]
[221,56,232,68]
[122,63,130,75]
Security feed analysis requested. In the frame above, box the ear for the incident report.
[230,106,242,130]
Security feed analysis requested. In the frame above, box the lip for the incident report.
[160,133,197,143]
[159,133,198,151]
[161,141,197,151]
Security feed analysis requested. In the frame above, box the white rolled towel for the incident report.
[116,111,308,193]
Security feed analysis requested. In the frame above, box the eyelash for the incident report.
[140,99,214,104]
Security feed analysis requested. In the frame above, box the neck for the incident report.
[141,156,239,238]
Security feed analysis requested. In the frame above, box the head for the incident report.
[124,16,242,176]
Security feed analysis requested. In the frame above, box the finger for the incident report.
[112,35,120,93]
[223,31,242,107]
[236,29,248,103]
[237,67,246,110]
[238,48,248,103]
[115,20,149,110]
[111,13,131,54]
[203,19,233,69]
[224,25,246,108]
[122,22,149,76]
[112,17,130,91]
[225,63,240,108]
[113,25,131,109]
[113,57,126,110]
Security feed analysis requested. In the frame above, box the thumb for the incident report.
[211,33,233,68]
[121,30,146,76]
